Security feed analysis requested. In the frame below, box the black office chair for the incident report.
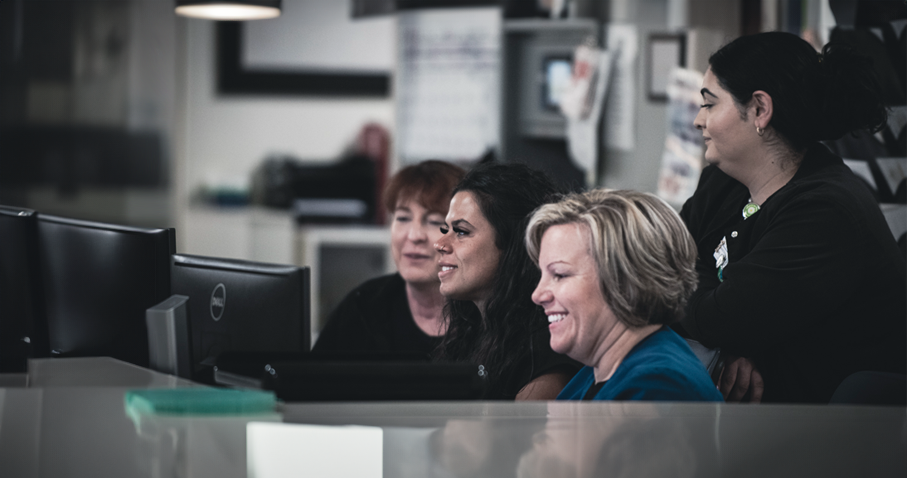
[829,371,907,406]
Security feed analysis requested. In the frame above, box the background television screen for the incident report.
[169,254,310,382]
[543,57,572,111]
[38,215,174,367]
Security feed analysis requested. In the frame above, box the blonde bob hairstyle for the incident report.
[525,189,698,328]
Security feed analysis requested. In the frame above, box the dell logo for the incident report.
[210,283,226,321]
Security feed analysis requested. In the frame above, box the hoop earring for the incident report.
[756,126,764,136]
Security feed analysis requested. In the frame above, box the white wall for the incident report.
[599,0,672,193]
[175,14,395,254]
[599,0,739,194]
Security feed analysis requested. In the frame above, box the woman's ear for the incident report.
[750,90,774,130]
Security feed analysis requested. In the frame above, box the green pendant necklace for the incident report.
[742,199,760,219]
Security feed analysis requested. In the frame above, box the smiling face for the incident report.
[694,68,760,177]
[531,223,619,366]
[434,191,502,307]
[391,199,447,286]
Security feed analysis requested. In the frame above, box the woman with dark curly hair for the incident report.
[433,162,580,400]
[679,31,906,403]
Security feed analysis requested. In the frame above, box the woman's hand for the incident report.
[718,355,764,403]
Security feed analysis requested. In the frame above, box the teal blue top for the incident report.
[557,328,724,402]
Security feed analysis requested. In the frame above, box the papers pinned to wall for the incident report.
[603,24,638,152]
[657,68,705,208]
[560,42,613,186]
[397,7,501,164]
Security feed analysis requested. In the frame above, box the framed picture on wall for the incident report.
[216,1,394,97]
[647,33,686,102]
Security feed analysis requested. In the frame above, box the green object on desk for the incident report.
[125,388,277,416]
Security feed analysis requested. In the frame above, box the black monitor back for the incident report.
[0,206,50,371]
[169,254,311,382]
[37,215,174,367]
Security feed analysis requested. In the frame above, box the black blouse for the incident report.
[677,143,906,403]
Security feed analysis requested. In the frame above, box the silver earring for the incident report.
[756,126,764,136]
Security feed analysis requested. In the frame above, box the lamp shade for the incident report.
[175,0,281,20]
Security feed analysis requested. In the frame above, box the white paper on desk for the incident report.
[247,422,383,478]
[603,24,638,152]
[396,7,501,164]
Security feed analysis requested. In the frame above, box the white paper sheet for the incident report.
[603,24,638,152]
[247,422,383,478]
[396,7,501,164]
[564,49,613,185]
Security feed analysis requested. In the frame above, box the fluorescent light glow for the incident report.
[175,4,280,20]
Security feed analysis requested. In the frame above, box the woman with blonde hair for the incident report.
[526,189,721,401]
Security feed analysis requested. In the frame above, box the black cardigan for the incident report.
[678,143,906,403]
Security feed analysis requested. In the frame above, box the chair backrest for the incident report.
[830,371,907,406]
[0,206,50,372]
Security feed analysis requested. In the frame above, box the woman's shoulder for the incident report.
[771,145,886,224]
[605,329,723,402]
[311,273,407,354]
[346,273,406,303]
[618,329,702,370]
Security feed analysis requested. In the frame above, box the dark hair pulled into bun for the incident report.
[709,31,888,151]
[816,42,888,140]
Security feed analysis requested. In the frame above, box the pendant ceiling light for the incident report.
[175,0,281,21]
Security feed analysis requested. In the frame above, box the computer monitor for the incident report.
[542,56,572,111]
[37,214,174,367]
[0,206,50,372]
[169,254,310,383]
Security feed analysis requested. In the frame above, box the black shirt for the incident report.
[315,274,581,399]
[677,143,906,403]
[312,274,442,360]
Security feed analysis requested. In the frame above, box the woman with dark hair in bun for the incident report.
[678,31,906,403]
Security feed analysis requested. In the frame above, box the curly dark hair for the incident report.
[434,162,562,399]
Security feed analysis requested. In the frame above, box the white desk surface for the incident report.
[0,358,904,478]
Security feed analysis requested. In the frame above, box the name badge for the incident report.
[714,236,728,282]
